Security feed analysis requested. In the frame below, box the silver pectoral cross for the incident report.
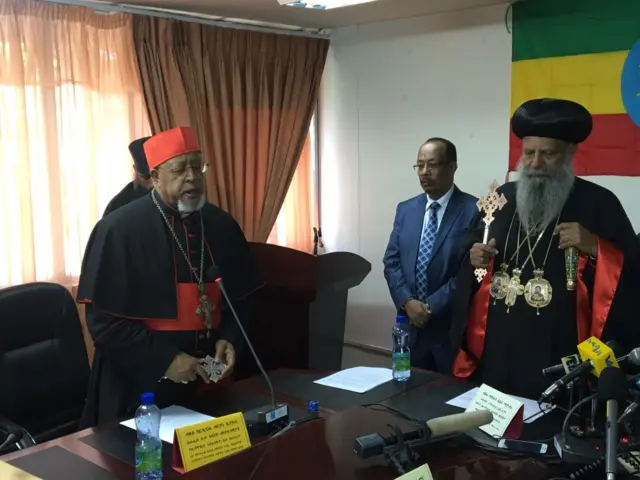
[195,291,215,338]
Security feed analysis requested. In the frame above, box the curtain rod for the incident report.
[42,0,331,39]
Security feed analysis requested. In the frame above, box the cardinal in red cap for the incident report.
[76,126,263,427]
[143,126,207,216]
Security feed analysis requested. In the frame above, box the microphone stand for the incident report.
[576,378,590,435]
[215,278,290,435]
[589,396,598,434]
[382,422,432,475]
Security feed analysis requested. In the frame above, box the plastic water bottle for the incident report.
[392,316,411,381]
[135,392,163,480]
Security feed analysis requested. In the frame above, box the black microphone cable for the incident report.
[561,393,599,447]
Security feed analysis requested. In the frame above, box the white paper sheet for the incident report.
[313,366,393,393]
[121,405,214,444]
[446,387,555,424]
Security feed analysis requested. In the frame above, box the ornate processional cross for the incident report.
[474,181,508,282]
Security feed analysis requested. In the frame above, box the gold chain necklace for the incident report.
[490,211,542,303]
[501,222,547,312]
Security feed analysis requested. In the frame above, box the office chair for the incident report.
[0,415,35,454]
[0,282,89,454]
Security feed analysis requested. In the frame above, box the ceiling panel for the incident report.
[120,0,508,29]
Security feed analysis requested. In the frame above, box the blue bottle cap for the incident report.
[307,400,319,413]
[141,392,155,405]
[636,379,640,389]
[396,315,407,324]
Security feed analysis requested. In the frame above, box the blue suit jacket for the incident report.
[383,186,478,338]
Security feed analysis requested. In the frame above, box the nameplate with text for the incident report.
[395,464,434,480]
[465,383,524,438]
[172,412,251,474]
[0,461,42,479]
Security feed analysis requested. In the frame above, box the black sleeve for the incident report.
[86,304,180,388]
[461,211,484,253]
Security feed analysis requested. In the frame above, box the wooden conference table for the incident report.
[2,369,559,479]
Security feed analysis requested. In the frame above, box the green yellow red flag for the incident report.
[510,0,640,175]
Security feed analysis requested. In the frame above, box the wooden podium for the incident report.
[234,243,371,379]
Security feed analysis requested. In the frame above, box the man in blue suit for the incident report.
[383,138,477,373]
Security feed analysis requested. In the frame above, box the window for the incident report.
[0,7,149,287]
[267,112,319,253]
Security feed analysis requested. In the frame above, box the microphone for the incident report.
[540,337,619,403]
[627,348,640,366]
[540,360,594,403]
[542,340,626,378]
[354,410,493,459]
[542,354,581,377]
[599,366,628,480]
[619,380,640,425]
[577,337,620,375]
[206,265,289,434]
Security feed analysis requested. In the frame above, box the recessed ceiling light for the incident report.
[277,0,378,10]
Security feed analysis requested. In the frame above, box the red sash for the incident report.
[142,282,221,332]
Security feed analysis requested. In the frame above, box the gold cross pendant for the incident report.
[504,268,524,313]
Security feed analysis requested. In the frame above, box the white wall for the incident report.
[319,3,640,351]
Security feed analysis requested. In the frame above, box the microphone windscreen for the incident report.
[205,265,223,282]
[629,348,640,366]
[599,366,628,402]
[426,410,493,438]
[578,337,619,376]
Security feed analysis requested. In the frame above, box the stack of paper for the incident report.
[121,405,214,444]
[314,366,393,393]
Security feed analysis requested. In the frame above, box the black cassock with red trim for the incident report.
[450,181,640,400]
[449,99,640,400]
[77,193,262,427]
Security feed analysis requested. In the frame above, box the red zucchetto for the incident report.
[143,126,201,170]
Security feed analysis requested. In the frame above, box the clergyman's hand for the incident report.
[404,299,430,328]
[470,238,498,269]
[214,340,236,380]
[554,222,598,258]
[164,353,209,384]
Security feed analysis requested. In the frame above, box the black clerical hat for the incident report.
[511,98,593,144]
[128,136,151,177]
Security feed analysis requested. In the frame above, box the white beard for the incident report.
[178,194,205,218]
[515,158,575,233]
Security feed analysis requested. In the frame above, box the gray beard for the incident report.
[515,159,575,233]
[178,195,205,218]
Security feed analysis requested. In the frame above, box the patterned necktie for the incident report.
[415,202,441,303]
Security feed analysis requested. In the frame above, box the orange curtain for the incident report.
[0,0,149,288]
[132,16,329,241]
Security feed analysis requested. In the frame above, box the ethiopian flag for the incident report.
[510,0,640,176]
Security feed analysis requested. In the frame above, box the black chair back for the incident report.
[0,282,89,450]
